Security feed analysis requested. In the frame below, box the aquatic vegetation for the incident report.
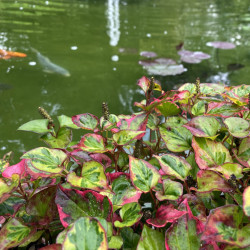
[140,51,158,58]
[0,76,249,249]
[178,49,211,64]
[0,49,26,59]
[206,41,236,49]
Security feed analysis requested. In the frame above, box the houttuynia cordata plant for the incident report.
[0,76,249,249]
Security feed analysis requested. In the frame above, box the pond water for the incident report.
[0,0,250,159]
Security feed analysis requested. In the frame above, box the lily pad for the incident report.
[206,41,236,49]
[144,63,187,76]
[140,51,157,58]
[178,50,211,64]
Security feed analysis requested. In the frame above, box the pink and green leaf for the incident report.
[55,186,112,227]
[194,170,233,193]
[113,130,145,145]
[155,154,191,181]
[129,156,160,193]
[210,163,243,179]
[62,217,108,250]
[202,205,250,248]
[77,134,107,153]
[224,117,250,138]
[0,174,19,203]
[72,113,99,130]
[67,161,109,192]
[192,137,232,169]
[114,202,142,228]
[2,159,27,179]
[155,179,183,201]
[243,187,250,217]
[183,116,221,138]
[21,147,67,174]
[237,137,250,167]
[147,204,187,227]
[137,76,150,93]
[137,225,165,250]
[155,101,181,117]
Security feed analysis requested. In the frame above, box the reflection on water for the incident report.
[106,0,120,46]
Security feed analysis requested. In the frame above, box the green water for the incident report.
[0,0,249,159]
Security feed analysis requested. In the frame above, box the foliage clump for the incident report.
[0,76,250,249]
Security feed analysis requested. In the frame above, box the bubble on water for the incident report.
[111,55,119,62]
[70,46,78,50]
[29,61,36,66]
[146,33,151,38]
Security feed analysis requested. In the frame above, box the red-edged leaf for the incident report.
[147,204,187,227]
[137,76,150,93]
[2,159,27,179]
[40,244,62,250]
[55,185,112,228]
[77,134,107,153]
[155,101,181,117]
[72,113,99,130]
[90,153,112,169]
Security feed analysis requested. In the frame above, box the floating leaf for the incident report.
[40,127,72,148]
[77,134,107,153]
[17,119,53,134]
[26,186,57,225]
[192,137,232,169]
[147,204,187,228]
[224,117,250,138]
[0,218,31,249]
[194,170,232,193]
[101,175,141,209]
[155,101,181,117]
[178,50,211,64]
[55,186,112,227]
[159,125,192,152]
[243,187,250,217]
[140,51,157,58]
[57,114,79,129]
[0,174,19,203]
[21,147,67,174]
[114,202,142,228]
[206,41,236,49]
[129,156,160,193]
[155,179,183,201]
[67,161,109,192]
[155,154,191,181]
[113,130,145,145]
[144,63,187,76]
[202,205,250,248]
[183,116,221,138]
[62,217,108,250]
[137,225,165,250]
[72,113,99,130]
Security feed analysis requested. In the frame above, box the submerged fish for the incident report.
[0,83,12,91]
[0,49,27,59]
[31,48,70,77]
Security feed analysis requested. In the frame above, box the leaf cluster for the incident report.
[0,76,249,249]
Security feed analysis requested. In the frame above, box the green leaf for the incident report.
[195,170,232,193]
[17,119,53,134]
[108,236,123,249]
[137,225,165,250]
[155,154,191,181]
[67,161,109,192]
[207,102,242,118]
[62,217,108,250]
[191,100,207,116]
[129,156,160,193]
[147,113,160,130]
[0,174,19,203]
[159,125,192,152]
[155,179,183,201]
[166,214,200,250]
[192,137,233,169]
[224,117,250,138]
[210,163,243,179]
[156,101,181,117]
[72,113,99,130]
[114,202,142,228]
[57,114,79,129]
[120,227,140,250]
[77,134,107,153]
[178,83,196,96]
[164,116,188,127]
[19,230,44,247]
[21,147,67,174]
[0,218,32,249]
[243,187,250,217]
[238,137,250,167]
[184,116,221,138]
[40,127,72,148]
[113,130,145,145]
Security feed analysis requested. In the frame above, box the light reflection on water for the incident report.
[0,0,249,159]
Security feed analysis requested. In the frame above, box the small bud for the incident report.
[149,77,155,93]
[38,107,53,124]
[102,102,109,121]
[133,139,143,158]
[195,77,200,94]
[143,209,152,220]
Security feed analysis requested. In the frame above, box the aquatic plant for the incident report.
[0,76,249,249]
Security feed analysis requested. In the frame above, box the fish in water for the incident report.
[0,83,12,91]
[0,49,27,59]
[31,48,70,77]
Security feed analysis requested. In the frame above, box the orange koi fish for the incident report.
[0,49,27,59]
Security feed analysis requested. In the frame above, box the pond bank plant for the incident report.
[0,76,249,249]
